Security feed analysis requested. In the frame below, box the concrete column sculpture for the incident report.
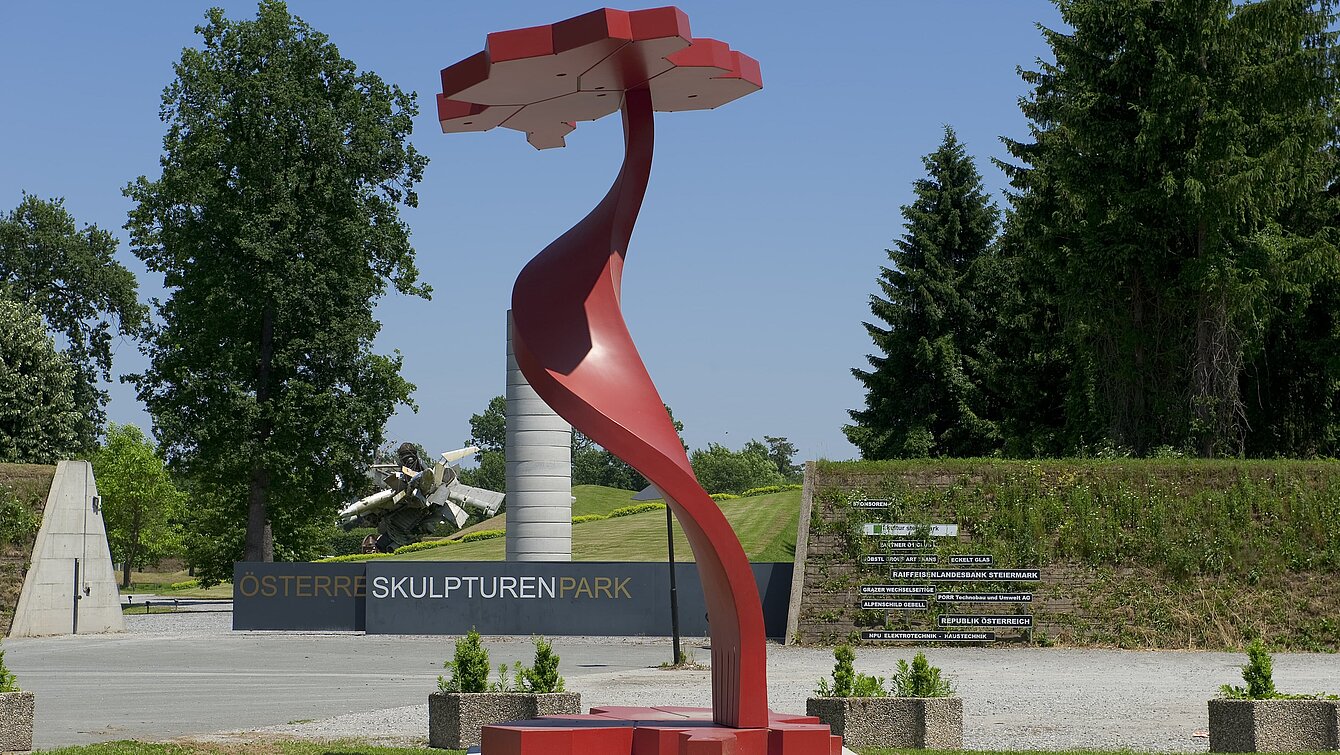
[504,311,572,561]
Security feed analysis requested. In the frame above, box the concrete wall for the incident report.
[504,311,572,561]
[9,461,123,637]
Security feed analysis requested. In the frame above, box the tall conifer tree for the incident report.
[846,127,1000,458]
[999,0,1337,456]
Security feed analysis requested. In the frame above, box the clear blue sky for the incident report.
[0,1,1063,465]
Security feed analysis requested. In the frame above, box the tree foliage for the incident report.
[93,423,186,588]
[846,127,1000,459]
[459,395,506,492]
[690,441,784,495]
[0,195,146,452]
[997,0,1338,456]
[0,296,82,464]
[124,0,429,566]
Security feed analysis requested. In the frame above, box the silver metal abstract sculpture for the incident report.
[338,443,505,553]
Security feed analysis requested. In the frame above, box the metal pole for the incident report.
[666,505,682,666]
[72,558,80,635]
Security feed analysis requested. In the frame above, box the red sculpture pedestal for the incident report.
[481,707,843,755]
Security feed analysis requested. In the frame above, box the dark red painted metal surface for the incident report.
[438,7,811,742]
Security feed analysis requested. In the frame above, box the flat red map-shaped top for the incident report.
[438,6,762,149]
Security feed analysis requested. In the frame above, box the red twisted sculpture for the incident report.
[440,9,840,753]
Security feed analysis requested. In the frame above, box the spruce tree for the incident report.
[999,0,1337,456]
[846,127,1000,459]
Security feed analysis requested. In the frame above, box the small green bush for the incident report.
[489,661,525,692]
[313,552,397,564]
[571,514,607,524]
[1221,639,1277,699]
[459,529,506,543]
[0,489,39,547]
[608,503,666,518]
[891,652,954,698]
[522,636,566,693]
[326,527,379,557]
[814,644,886,697]
[439,629,492,693]
[741,484,802,497]
[168,579,200,590]
[393,539,453,555]
[710,493,740,501]
[0,641,18,693]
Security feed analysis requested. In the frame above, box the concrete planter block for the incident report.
[428,691,580,749]
[0,691,35,753]
[1208,698,1340,752]
[807,696,962,749]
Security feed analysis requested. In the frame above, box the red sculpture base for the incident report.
[480,706,842,755]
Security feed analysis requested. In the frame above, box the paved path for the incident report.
[6,610,1340,751]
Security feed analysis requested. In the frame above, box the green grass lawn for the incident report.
[391,489,800,562]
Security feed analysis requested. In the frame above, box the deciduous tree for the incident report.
[92,423,185,588]
[0,195,146,451]
[124,1,429,566]
[0,296,81,463]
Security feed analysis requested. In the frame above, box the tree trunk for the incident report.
[245,302,277,562]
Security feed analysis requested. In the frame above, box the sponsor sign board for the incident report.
[235,561,793,636]
[935,592,1033,603]
[938,614,1034,628]
[946,554,994,565]
[860,584,936,595]
[883,555,938,565]
[887,568,1040,581]
[880,539,929,550]
[860,599,929,610]
[863,523,959,537]
[850,499,891,509]
[861,630,995,642]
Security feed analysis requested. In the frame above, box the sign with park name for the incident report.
[939,614,1034,628]
[863,523,959,537]
[861,630,995,642]
[860,599,929,610]
[880,539,929,550]
[850,499,892,509]
[947,554,994,565]
[860,584,936,595]
[887,568,1040,581]
[936,592,1033,603]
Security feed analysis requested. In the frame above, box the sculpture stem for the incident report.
[510,86,770,729]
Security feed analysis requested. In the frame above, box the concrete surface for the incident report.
[6,609,1340,751]
[10,461,124,638]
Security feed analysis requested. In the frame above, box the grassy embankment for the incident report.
[0,463,56,634]
[388,485,800,562]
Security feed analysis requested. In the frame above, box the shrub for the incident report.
[571,514,607,524]
[459,529,505,543]
[0,489,39,547]
[439,629,492,693]
[0,642,18,693]
[814,644,886,697]
[608,503,665,518]
[1221,639,1277,699]
[741,484,803,497]
[326,527,379,557]
[891,652,954,698]
[168,579,200,590]
[313,552,397,563]
[522,636,566,693]
[710,493,740,501]
[393,539,453,555]
[490,661,525,693]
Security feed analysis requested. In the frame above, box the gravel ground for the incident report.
[128,610,1340,753]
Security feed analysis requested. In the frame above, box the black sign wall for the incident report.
[234,561,793,637]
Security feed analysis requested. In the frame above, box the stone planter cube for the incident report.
[428,691,580,749]
[807,696,962,749]
[1208,698,1340,752]
[0,691,35,753]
